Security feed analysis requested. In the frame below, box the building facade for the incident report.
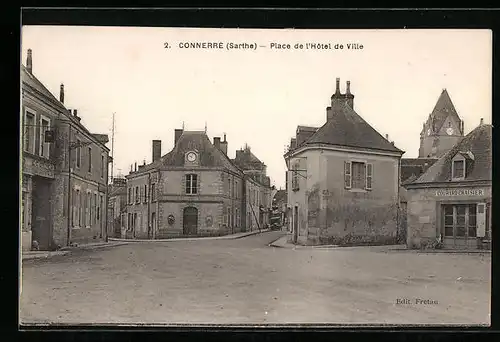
[405,122,492,250]
[21,49,111,251]
[124,129,271,239]
[284,78,404,246]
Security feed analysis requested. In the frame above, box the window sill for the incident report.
[451,177,466,181]
[86,226,91,229]
[72,226,80,230]
[348,188,368,193]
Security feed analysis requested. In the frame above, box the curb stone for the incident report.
[108,229,271,243]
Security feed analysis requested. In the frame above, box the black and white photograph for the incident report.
[19,25,492,326]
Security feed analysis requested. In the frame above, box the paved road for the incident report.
[20,231,490,325]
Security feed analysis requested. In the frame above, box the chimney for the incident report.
[174,129,183,145]
[134,162,137,172]
[345,80,354,109]
[335,77,340,94]
[385,134,389,140]
[480,118,484,126]
[220,133,228,155]
[152,140,161,162]
[59,84,65,103]
[26,49,33,74]
[130,164,133,173]
[213,137,221,149]
[461,120,464,134]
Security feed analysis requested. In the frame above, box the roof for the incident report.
[299,102,403,153]
[401,158,438,182]
[429,89,461,132]
[21,65,110,151]
[21,65,67,113]
[297,125,319,132]
[273,189,287,203]
[130,131,242,175]
[410,124,492,184]
[233,146,265,170]
[109,186,127,197]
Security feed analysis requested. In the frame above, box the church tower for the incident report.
[418,89,465,158]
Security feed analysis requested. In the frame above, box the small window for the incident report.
[143,185,148,203]
[128,188,132,204]
[88,147,92,172]
[151,183,156,201]
[76,139,81,169]
[135,186,139,203]
[186,174,198,195]
[452,160,465,179]
[24,110,36,154]
[101,155,105,178]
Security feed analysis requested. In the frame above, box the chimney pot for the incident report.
[346,81,351,95]
[73,109,78,117]
[26,49,33,74]
[480,118,484,125]
[385,134,389,140]
[213,137,221,149]
[59,84,65,104]
[134,162,137,172]
[335,77,340,94]
[223,133,227,142]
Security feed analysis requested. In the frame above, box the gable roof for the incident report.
[401,158,438,182]
[429,89,461,132]
[410,124,492,184]
[301,103,403,153]
[130,131,243,175]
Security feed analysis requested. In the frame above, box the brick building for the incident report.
[405,121,492,250]
[284,78,404,245]
[124,129,272,239]
[21,49,111,251]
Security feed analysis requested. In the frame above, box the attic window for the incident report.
[452,159,465,180]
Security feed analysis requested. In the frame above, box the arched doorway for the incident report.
[183,207,198,236]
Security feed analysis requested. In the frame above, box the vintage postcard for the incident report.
[20,26,491,327]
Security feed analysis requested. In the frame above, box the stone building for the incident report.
[21,49,111,251]
[418,89,465,159]
[405,121,492,250]
[124,129,272,239]
[284,78,404,246]
[233,145,272,230]
[107,177,127,238]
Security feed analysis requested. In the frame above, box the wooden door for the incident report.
[183,207,198,235]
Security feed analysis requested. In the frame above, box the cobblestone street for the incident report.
[20,231,490,326]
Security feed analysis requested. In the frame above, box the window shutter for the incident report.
[366,163,373,190]
[182,174,186,194]
[196,174,200,194]
[344,161,352,189]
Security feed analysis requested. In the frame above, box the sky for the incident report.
[21,27,492,188]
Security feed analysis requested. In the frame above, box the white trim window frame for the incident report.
[39,114,51,159]
[451,156,466,180]
[23,108,36,154]
[185,174,198,195]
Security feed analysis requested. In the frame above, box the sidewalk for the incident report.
[268,235,490,254]
[21,241,129,261]
[108,229,271,243]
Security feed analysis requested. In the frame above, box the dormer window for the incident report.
[452,159,465,179]
[451,150,475,181]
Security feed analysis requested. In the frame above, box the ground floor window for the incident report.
[443,203,477,238]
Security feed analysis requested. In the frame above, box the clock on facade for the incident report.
[186,152,197,162]
[446,127,454,135]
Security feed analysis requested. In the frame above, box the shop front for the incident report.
[406,185,491,250]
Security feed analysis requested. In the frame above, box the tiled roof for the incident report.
[401,158,438,182]
[411,124,492,184]
[302,103,403,153]
[429,89,461,133]
[129,131,242,175]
